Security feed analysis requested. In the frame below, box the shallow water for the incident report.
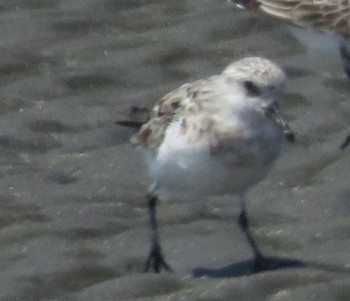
[0,0,350,300]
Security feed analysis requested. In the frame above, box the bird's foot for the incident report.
[145,243,173,273]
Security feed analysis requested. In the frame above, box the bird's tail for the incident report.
[115,106,150,129]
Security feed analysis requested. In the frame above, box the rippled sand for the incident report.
[0,1,350,300]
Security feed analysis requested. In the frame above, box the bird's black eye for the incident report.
[242,80,261,97]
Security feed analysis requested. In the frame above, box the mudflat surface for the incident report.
[0,1,350,300]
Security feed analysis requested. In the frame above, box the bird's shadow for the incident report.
[192,255,350,278]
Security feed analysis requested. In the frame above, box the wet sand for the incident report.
[0,1,350,300]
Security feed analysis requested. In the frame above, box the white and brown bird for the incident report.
[118,57,295,272]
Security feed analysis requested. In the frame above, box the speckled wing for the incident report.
[131,76,220,150]
[235,0,350,38]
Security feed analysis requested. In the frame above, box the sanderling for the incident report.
[118,57,295,272]
[231,0,350,149]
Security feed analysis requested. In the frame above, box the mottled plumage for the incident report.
[132,58,292,154]
[130,78,220,149]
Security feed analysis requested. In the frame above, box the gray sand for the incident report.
[0,1,350,300]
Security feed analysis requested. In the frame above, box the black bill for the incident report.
[264,103,295,142]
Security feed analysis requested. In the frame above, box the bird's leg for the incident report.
[339,38,350,79]
[144,190,173,273]
[238,194,267,271]
[340,133,350,149]
[339,40,350,149]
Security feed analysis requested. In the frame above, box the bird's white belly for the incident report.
[153,155,271,199]
[149,139,281,199]
[146,107,284,200]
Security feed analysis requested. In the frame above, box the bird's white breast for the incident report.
[147,106,283,200]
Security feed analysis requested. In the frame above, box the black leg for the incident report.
[238,195,270,272]
[339,39,350,79]
[144,192,173,273]
[340,133,350,150]
[333,40,350,150]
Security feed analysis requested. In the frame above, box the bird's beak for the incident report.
[264,103,295,142]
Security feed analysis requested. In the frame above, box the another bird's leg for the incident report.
[144,186,173,273]
[340,133,350,149]
[238,194,264,265]
[339,38,350,79]
[332,40,350,149]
